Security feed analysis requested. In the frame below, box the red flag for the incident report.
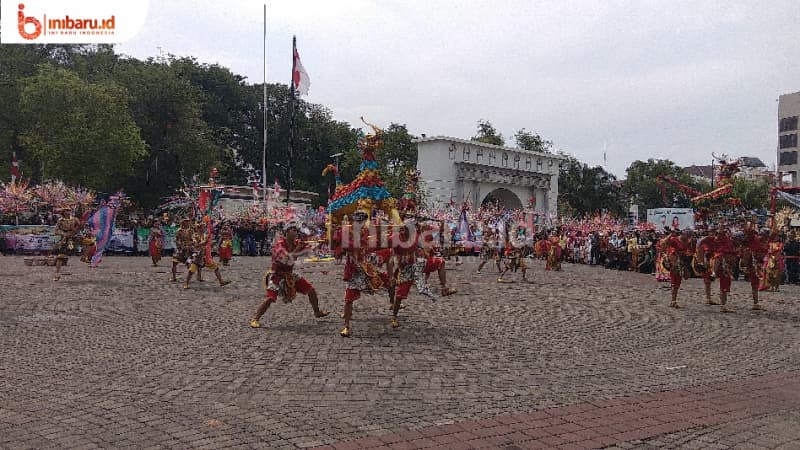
[11,151,20,181]
[292,45,310,96]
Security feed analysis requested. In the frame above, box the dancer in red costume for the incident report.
[741,225,767,310]
[760,230,785,293]
[339,210,388,337]
[545,230,562,271]
[386,220,420,328]
[664,229,693,308]
[148,221,164,266]
[418,222,458,296]
[710,225,737,313]
[693,229,717,305]
[218,224,234,266]
[249,222,329,328]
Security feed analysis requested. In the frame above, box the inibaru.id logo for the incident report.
[17,3,42,40]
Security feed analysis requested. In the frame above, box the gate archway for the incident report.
[481,188,523,210]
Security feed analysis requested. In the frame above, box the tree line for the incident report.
[0,45,770,214]
[0,45,416,209]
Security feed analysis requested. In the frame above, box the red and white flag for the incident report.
[292,46,310,96]
[11,151,20,182]
[273,177,281,198]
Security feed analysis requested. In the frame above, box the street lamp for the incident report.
[330,152,344,167]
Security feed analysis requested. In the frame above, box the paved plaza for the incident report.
[1,256,799,449]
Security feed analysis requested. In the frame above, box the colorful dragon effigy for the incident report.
[657,153,743,225]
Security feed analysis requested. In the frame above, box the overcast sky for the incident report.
[116,0,800,178]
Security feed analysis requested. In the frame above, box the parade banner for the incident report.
[162,225,178,250]
[135,226,178,251]
[135,228,150,252]
[107,229,135,252]
[646,208,695,231]
[0,225,58,252]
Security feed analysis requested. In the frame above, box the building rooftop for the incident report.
[685,165,714,179]
[740,157,766,168]
[413,135,568,159]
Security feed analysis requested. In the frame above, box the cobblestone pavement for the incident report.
[1,256,799,449]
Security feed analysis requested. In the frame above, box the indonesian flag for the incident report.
[292,46,310,96]
[11,152,20,182]
[273,177,281,199]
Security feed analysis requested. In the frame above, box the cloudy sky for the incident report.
[116,0,800,177]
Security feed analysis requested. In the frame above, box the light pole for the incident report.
[711,158,715,189]
[274,163,290,204]
[330,152,344,168]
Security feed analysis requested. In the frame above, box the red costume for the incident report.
[264,237,313,303]
[387,231,419,301]
[545,235,562,271]
[760,236,785,291]
[341,225,385,303]
[694,235,715,283]
[148,226,163,264]
[711,233,737,293]
[664,234,692,287]
[741,229,766,290]
[218,227,233,264]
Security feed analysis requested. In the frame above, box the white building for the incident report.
[215,185,317,215]
[778,91,800,186]
[414,136,565,215]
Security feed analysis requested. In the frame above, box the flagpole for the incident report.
[287,35,296,205]
[261,3,268,203]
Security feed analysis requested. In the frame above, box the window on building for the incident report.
[537,158,543,170]
[448,143,456,160]
[780,151,798,166]
[525,158,532,169]
[476,148,483,163]
[462,145,471,161]
[780,133,798,149]
[513,154,521,169]
[780,116,799,132]
[489,150,496,163]
[502,152,509,167]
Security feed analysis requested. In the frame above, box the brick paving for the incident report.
[1,255,800,449]
[311,371,800,449]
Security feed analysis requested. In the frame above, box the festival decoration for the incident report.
[89,192,125,267]
[0,179,33,223]
[326,118,401,225]
[656,154,744,225]
[397,169,421,218]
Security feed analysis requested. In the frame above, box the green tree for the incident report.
[289,102,358,202]
[559,154,624,216]
[170,57,260,183]
[374,123,417,197]
[0,45,52,182]
[732,177,770,210]
[113,58,220,207]
[471,119,504,146]
[622,159,702,216]
[514,128,552,153]
[18,64,146,190]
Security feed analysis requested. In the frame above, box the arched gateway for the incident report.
[481,188,523,210]
[413,136,565,214]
